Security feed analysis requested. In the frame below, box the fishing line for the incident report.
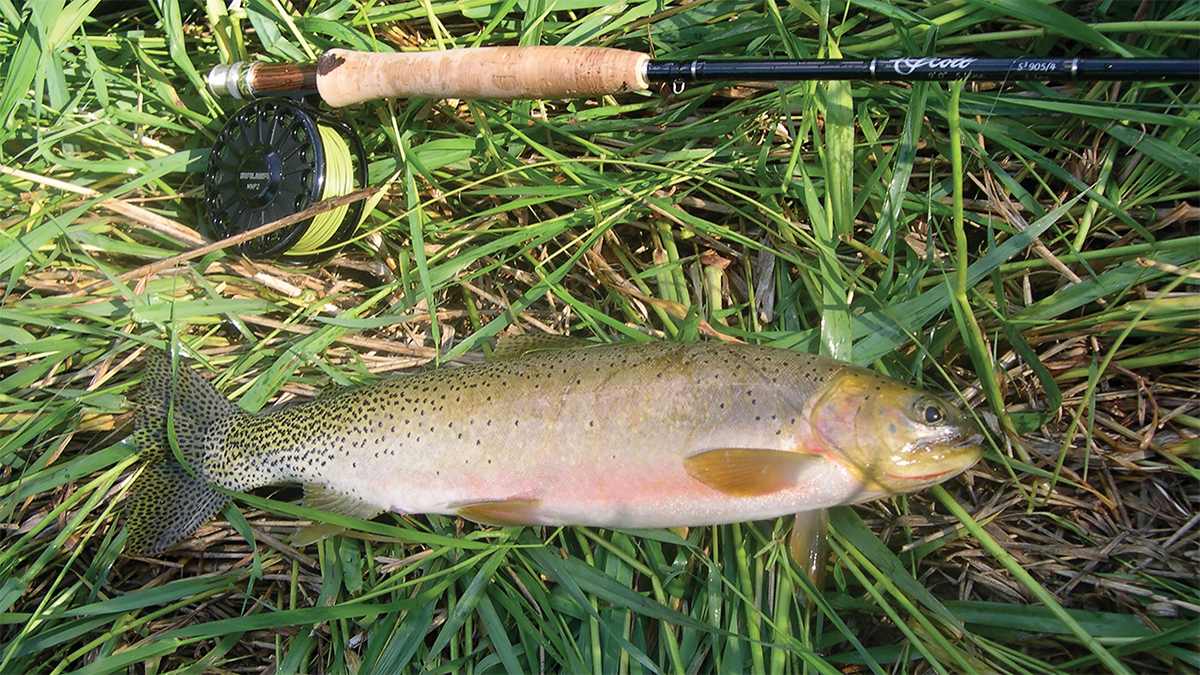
[203,98,367,263]
[286,125,355,254]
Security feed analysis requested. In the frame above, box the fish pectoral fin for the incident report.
[452,499,544,526]
[293,485,383,547]
[684,448,825,497]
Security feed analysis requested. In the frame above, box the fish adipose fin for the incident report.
[453,499,544,526]
[684,448,824,497]
[125,350,241,555]
[293,485,383,546]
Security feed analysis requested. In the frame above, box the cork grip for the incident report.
[315,47,651,106]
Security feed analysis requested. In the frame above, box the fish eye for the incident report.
[915,399,945,425]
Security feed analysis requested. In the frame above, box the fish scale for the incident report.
[124,340,983,554]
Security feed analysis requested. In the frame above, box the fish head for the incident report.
[809,368,984,496]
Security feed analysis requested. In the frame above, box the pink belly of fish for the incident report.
[332,390,867,528]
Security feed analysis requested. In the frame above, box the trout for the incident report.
[125,341,983,554]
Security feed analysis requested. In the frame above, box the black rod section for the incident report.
[646,57,1200,83]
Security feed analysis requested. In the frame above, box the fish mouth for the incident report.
[885,467,956,481]
[884,430,984,482]
[943,428,985,452]
[942,430,986,465]
[934,420,985,450]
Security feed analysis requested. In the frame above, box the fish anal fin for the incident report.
[684,448,824,497]
[293,484,383,547]
[453,498,544,526]
[302,484,381,518]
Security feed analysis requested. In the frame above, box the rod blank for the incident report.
[207,47,1200,104]
[646,55,1200,83]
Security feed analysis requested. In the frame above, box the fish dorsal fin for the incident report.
[684,449,825,497]
[293,484,383,547]
[490,334,598,360]
[313,382,355,400]
[452,499,545,526]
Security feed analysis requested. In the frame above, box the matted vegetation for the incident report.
[1,0,1197,673]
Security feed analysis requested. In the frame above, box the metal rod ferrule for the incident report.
[207,62,253,99]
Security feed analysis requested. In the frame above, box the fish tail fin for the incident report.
[125,350,240,555]
[125,460,231,555]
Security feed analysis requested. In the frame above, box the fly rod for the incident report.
[207,46,1200,105]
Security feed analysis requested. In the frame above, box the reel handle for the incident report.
[210,47,651,106]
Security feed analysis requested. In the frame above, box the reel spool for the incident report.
[204,98,368,262]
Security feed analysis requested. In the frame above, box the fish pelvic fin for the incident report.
[452,499,545,526]
[788,510,830,594]
[124,350,242,555]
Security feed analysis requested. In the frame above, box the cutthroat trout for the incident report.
[125,341,983,554]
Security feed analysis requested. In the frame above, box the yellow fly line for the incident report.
[286,123,355,255]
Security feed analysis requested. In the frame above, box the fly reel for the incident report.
[203,98,368,262]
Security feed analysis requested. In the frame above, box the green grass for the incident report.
[2,0,1198,673]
